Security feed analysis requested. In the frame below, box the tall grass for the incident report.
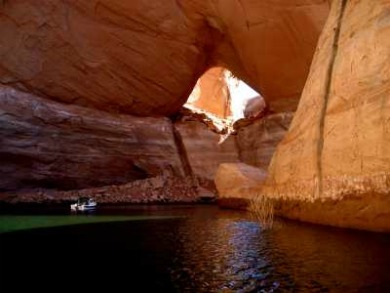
[249,194,274,229]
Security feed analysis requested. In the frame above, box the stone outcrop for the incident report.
[0,0,329,115]
[236,113,293,169]
[0,86,185,191]
[215,163,267,209]
[175,120,239,190]
[259,0,390,232]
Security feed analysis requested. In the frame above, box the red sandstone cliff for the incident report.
[1,0,389,232]
[215,0,390,232]
[0,0,329,115]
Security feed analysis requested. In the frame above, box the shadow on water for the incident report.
[1,205,389,292]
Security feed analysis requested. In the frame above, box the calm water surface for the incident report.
[1,205,389,292]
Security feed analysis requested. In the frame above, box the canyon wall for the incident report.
[2,0,389,232]
[0,0,329,115]
[261,0,390,232]
[0,81,289,197]
[0,0,328,194]
[0,86,185,191]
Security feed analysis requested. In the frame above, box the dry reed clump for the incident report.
[249,194,274,229]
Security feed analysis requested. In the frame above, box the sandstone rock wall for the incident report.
[0,0,207,115]
[204,0,330,112]
[0,86,185,191]
[3,0,389,232]
[0,0,329,197]
[0,0,329,115]
[1,84,291,194]
[262,0,390,232]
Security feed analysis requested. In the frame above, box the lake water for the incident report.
[1,205,389,292]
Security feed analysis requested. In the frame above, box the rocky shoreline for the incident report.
[0,175,216,205]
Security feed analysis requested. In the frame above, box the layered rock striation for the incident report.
[0,86,185,191]
[0,0,328,195]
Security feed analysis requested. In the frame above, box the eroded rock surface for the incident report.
[261,0,390,232]
[0,0,329,114]
[0,86,185,191]
[1,0,389,233]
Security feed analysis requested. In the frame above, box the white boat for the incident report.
[70,197,97,211]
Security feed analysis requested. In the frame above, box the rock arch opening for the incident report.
[173,66,293,197]
[185,67,266,123]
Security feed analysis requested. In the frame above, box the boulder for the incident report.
[215,163,267,209]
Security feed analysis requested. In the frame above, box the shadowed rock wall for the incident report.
[236,113,294,168]
[0,86,185,191]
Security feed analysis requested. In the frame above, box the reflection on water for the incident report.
[1,205,389,292]
[170,218,276,292]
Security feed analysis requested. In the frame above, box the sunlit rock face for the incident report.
[262,0,390,232]
[0,0,329,115]
[0,86,185,191]
[186,67,231,119]
[215,163,267,209]
[203,0,330,113]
